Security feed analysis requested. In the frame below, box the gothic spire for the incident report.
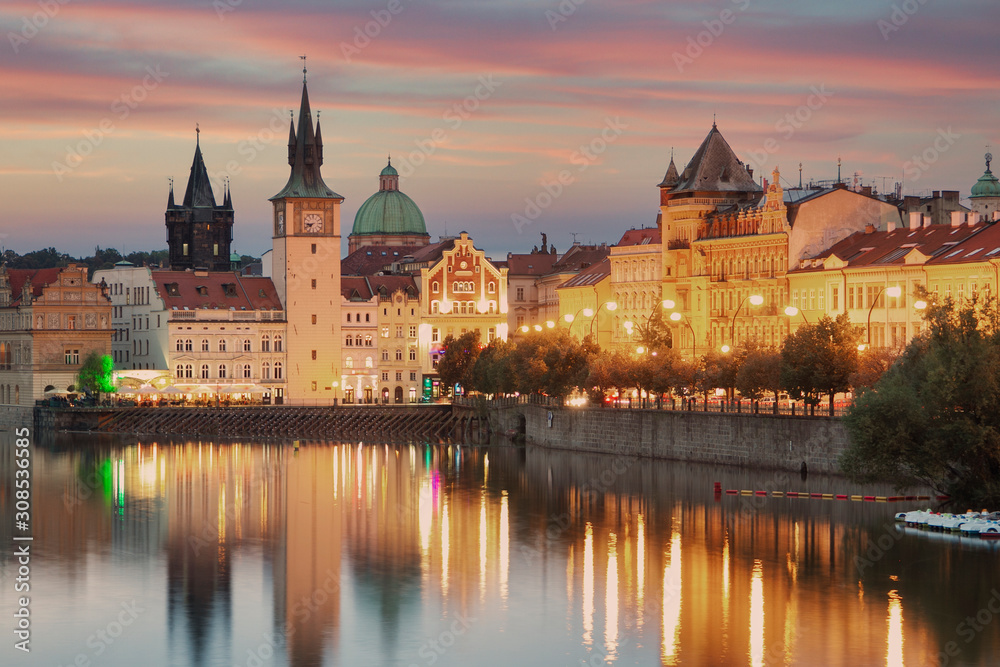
[183,127,217,208]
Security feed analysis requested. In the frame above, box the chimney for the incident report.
[922,214,932,228]
[864,224,876,234]
[951,211,963,228]
[887,219,896,232]
[909,211,922,230]
[994,211,1000,222]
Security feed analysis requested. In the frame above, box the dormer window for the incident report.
[258,288,266,297]
[223,283,237,297]
[165,283,180,297]
[196,285,208,296]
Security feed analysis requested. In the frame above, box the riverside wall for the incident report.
[491,404,850,475]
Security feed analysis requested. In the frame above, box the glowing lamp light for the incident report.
[520,325,529,333]
[623,320,634,332]
[534,324,542,331]
[886,286,902,298]
[662,299,675,309]
[564,314,574,323]
[721,345,731,353]
[914,300,927,310]
[545,320,555,329]
[858,343,868,351]
[606,302,618,311]
[784,306,800,317]
[669,312,682,322]
[749,294,764,306]
[583,308,594,317]
[636,346,645,354]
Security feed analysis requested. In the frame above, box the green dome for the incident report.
[380,163,398,177]
[971,168,1000,199]
[352,189,427,236]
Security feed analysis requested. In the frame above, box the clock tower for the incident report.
[270,64,343,405]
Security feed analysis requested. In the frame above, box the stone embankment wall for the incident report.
[0,406,34,434]
[492,404,850,475]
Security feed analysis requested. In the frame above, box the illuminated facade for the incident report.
[0,264,112,406]
[609,227,662,347]
[418,232,508,378]
[555,258,613,346]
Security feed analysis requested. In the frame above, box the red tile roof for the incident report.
[7,268,62,306]
[615,227,661,246]
[340,274,418,300]
[341,245,415,275]
[151,271,283,311]
[552,244,611,272]
[557,257,611,289]
[505,251,559,276]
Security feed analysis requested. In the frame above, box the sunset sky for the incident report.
[1,0,997,260]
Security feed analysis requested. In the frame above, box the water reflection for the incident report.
[5,436,1000,666]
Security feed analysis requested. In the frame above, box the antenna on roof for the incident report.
[570,232,580,244]
[798,162,803,189]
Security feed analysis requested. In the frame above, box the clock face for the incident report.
[276,212,285,236]
[303,213,323,233]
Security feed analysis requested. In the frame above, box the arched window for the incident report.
[346,336,353,346]
[261,334,271,352]
[395,349,403,361]
[243,339,251,352]
[218,364,227,379]
[201,339,209,352]
[262,362,271,380]
[200,364,210,379]
[488,301,496,313]
[432,281,439,293]
[364,335,372,347]
[242,364,252,379]
[175,364,183,378]
[345,357,354,369]
[488,282,496,294]
[185,339,193,351]
[273,335,283,352]
[347,313,352,322]
[365,356,373,368]
[431,301,439,314]
[218,339,227,352]
[273,362,282,379]
[184,364,193,378]
[355,335,362,347]
[175,339,183,352]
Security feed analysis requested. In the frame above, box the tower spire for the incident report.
[300,54,307,82]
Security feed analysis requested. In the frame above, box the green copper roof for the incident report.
[380,163,398,177]
[971,168,1000,198]
[352,190,427,236]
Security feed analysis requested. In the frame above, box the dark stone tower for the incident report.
[165,128,234,271]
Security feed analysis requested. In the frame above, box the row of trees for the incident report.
[1,246,260,277]
[438,313,874,415]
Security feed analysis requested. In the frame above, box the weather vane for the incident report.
[300,55,307,82]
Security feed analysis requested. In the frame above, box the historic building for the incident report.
[269,69,343,404]
[504,234,559,331]
[970,152,1000,221]
[658,123,901,356]
[92,263,169,371]
[537,242,611,324]
[609,226,662,348]
[371,276,422,404]
[417,232,508,385]
[348,159,430,253]
[153,270,287,403]
[339,278,378,404]
[165,130,234,272]
[555,257,613,346]
[0,264,111,406]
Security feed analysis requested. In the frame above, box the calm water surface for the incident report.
[3,433,1000,666]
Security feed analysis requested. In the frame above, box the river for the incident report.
[2,434,998,666]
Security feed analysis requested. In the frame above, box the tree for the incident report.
[736,346,783,411]
[851,347,901,389]
[842,294,1000,505]
[437,330,482,394]
[634,310,673,355]
[470,338,517,396]
[77,352,116,396]
[512,329,597,398]
[780,313,861,415]
[697,348,735,403]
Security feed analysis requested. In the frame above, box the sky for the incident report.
[1,0,998,261]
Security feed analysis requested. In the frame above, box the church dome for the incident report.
[971,164,1000,199]
[352,159,427,237]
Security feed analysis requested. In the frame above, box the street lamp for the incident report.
[567,307,595,337]
[914,300,927,310]
[866,285,901,348]
[589,301,618,339]
[720,345,731,353]
[670,311,697,358]
[783,305,809,323]
[729,294,764,346]
[545,320,555,329]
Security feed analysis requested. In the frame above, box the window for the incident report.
[488,327,496,342]
[311,350,317,360]
[262,362,271,379]
[396,371,403,381]
[183,243,189,255]
[218,339,227,352]
[396,325,403,338]
[311,279,317,289]
[184,364,193,378]
[516,287,524,301]
[345,357,354,368]
[365,335,373,347]
[243,339,251,352]
[831,286,839,311]
[488,282,496,294]
[274,335,283,352]
[355,335,362,346]
[432,328,440,343]
[395,349,403,361]
[311,244,317,254]
[433,281,439,293]
[410,371,417,381]
[214,243,219,256]
[242,364,252,379]
[847,286,855,310]
[409,325,417,338]
[311,314,317,325]
[273,362,283,380]
[365,356,373,368]
[261,335,270,352]
[382,350,389,361]
[311,381,317,392]
[201,364,210,379]
[218,364,227,379]
[365,313,371,323]
[67,315,76,330]
[346,336,353,346]
[347,313,352,322]
[175,364,183,379]
[65,349,80,365]
[202,339,209,352]
[382,371,389,381]
[176,339,184,352]
[431,301,439,314]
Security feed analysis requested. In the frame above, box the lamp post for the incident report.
[588,301,618,341]
[669,311,696,358]
[729,294,764,347]
[863,285,901,349]
[783,305,809,323]
[567,307,594,338]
